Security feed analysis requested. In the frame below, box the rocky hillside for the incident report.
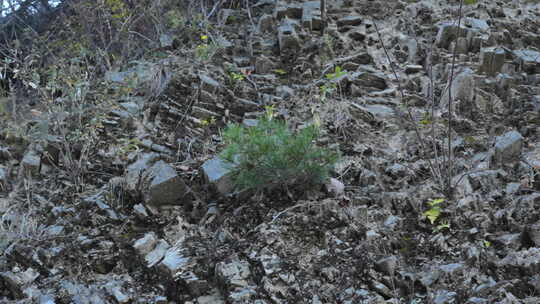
[1,0,540,303]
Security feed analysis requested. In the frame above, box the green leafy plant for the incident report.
[422,198,445,225]
[273,69,287,76]
[325,66,346,80]
[319,66,346,102]
[228,71,245,88]
[319,83,336,103]
[219,109,339,193]
[422,198,450,232]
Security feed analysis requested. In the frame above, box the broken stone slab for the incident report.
[496,248,540,277]
[349,71,387,90]
[275,85,294,99]
[228,287,260,303]
[337,15,362,27]
[452,36,469,54]
[199,74,221,93]
[215,255,253,289]
[258,14,274,33]
[133,203,149,218]
[232,56,251,67]
[464,17,489,32]
[0,268,40,299]
[143,160,189,206]
[201,156,235,195]
[479,47,506,76]
[254,55,275,74]
[278,21,301,53]
[334,52,373,66]
[493,130,523,164]
[158,246,191,278]
[435,22,470,49]
[274,2,302,20]
[133,232,158,256]
[61,280,111,304]
[196,291,226,304]
[512,49,540,74]
[145,239,170,267]
[180,271,210,297]
[159,34,173,48]
[375,256,398,276]
[405,65,423,74]
[440,67,475,113]
[348,29,366,42]
[125,152,159,193]
[527,223,540,247]
[301,1,322,31]
[242,119,259,127]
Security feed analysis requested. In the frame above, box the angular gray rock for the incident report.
[21,148,41,176]
[276,85,294,99]
[493,130,523,164]
[337,16,362,27]
[125,152,159,193]
[0,268,40,299]
[199,74,221,93]
[479,47,506,76]
[255,55,275,74]
[436,23,468,49]
[215,256,252,289]
[302,1,322,30]
[202,156,235,195]
[405,65,423,74]
[144,160,188,206]
[440,67,475,112]
[258,14,274,33]
[513,49,540,74]
[133,232,158,256]
[274,2,302,20]
[350,71,387,90]
[375,256,398,276]
[278,21,300,54]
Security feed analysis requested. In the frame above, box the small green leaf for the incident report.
[436,222,450,231]
[423,207,440,224]
[427,198,445,207]
[419,119,431,125]
[464,0,477,5]
[483,240,491,248]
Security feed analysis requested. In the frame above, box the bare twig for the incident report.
[372,20,441,190]
[445,0,465,199]
[371,0,466,199]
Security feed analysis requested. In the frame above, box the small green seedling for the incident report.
[423,198,445,225]
[419,112,432,126]
[273,69,287,76]
[318,66,346,102]
[229,72,245,82]
[325,66,346,80]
